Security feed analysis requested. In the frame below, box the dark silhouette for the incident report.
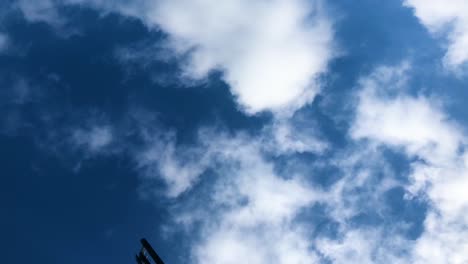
[135,238,166,264]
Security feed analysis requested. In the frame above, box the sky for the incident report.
[2,0,468,263]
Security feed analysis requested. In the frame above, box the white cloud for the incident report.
[352,63,468,264]
[404,0,468,69]
[352,63,462,164]
[196,225,320,264]
[353,88,461,165]
[144,0,335,114]
[409,153,468,264]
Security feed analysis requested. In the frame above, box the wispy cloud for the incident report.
[163,129,324,263]
[71,125,114,154]
[352,63,468,263]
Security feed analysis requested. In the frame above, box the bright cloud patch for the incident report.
[144,0,335,114]
[404,0,468,68]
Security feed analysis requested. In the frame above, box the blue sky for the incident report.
[2,0,468,263]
